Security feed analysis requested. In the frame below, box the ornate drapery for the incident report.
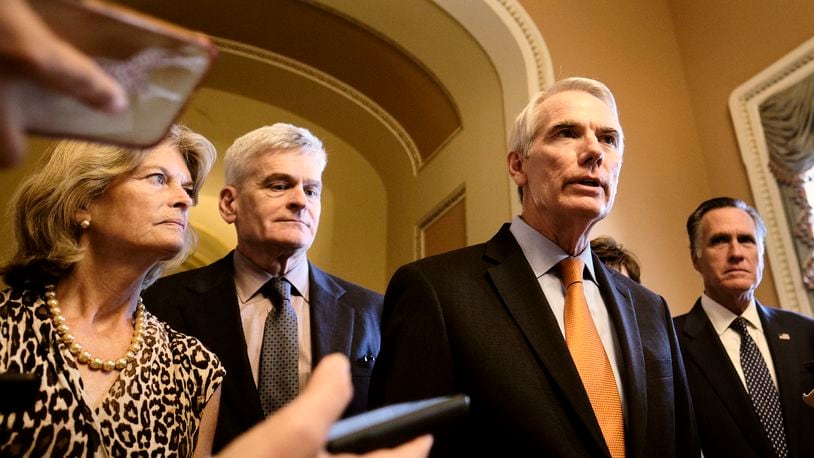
[760,73,814,290]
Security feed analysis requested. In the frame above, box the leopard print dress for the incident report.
[0,287,226,457]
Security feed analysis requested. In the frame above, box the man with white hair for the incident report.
[370,77,699,457]
[145,123,382,453]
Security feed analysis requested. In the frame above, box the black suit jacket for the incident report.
[675,299,814,458]
[369,225,699,457]
[143,252,383,453]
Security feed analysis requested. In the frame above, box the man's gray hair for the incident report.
[507,77,624,157]
[224,123,327,186]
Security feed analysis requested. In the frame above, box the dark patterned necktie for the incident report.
[258,277,298,417]
[730,317,788,458]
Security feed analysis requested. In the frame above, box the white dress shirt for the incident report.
[232,249,313,392]
[699,294,779,388]
[509,216,627,414]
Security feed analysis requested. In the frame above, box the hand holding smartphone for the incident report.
[14,0,216,147]
[326,394,470,454]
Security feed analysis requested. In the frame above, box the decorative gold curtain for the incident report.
[760,72,814,291]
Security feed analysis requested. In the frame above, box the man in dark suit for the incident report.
[369,77,699,457]
[675,197,814,458]
[144,123,382,453]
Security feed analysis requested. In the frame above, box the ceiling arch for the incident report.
[119,0,460,171]
[192,42,417,178]
[118,0,554,195]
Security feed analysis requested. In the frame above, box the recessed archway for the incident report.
[118,0,554,290]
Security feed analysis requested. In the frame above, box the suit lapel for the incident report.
[180,252,264,423]
[592,259,647,456]
[678,300,773,455]
[759,303,799,454]
[309,263,353,366]
[484,226,607,453]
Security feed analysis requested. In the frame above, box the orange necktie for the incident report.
[559,257,625,458]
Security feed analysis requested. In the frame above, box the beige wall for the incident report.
[516,0,814,314]
[422,198,467,259]
[668,0,814,308]
[343,0,510,278]
[0,137,55,271]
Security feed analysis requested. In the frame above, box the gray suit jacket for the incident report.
[675,300,814,458]
[370,224,699,457]
[143,252,383,453]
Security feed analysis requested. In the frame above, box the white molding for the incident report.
[212,37,423,175]
[432,0,554,216]
[729,36,814,316]
[483,0,553,96]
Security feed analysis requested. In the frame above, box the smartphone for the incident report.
[13,0,217,148]
[0,372,38,413]
[326,394,470,454]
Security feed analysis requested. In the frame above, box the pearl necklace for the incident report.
[45,285,145,372]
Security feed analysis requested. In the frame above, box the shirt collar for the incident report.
[509,215,596,283]
[700,293,762,336]
[233,249,311,303]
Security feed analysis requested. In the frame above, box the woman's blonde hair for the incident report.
[2,125,216,289]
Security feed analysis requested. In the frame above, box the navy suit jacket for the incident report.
[143,252,383,453]
[369,225,699,457]
[675,300,814,458]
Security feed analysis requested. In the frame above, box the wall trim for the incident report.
[432,0,554,217]
[415,184,466,259]
[213,37,423,175]
[729,36,814,315]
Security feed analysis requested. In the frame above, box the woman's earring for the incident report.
[80,219,91,229]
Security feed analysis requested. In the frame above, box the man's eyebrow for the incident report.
[539,121,577,137]
[258,173,294,184]
[597,127,620,137]
[550,121,578,130]
[707,232,731,243]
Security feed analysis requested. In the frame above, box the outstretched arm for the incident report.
[218,353,432,458]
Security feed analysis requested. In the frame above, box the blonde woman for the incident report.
[0,126,223,456]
